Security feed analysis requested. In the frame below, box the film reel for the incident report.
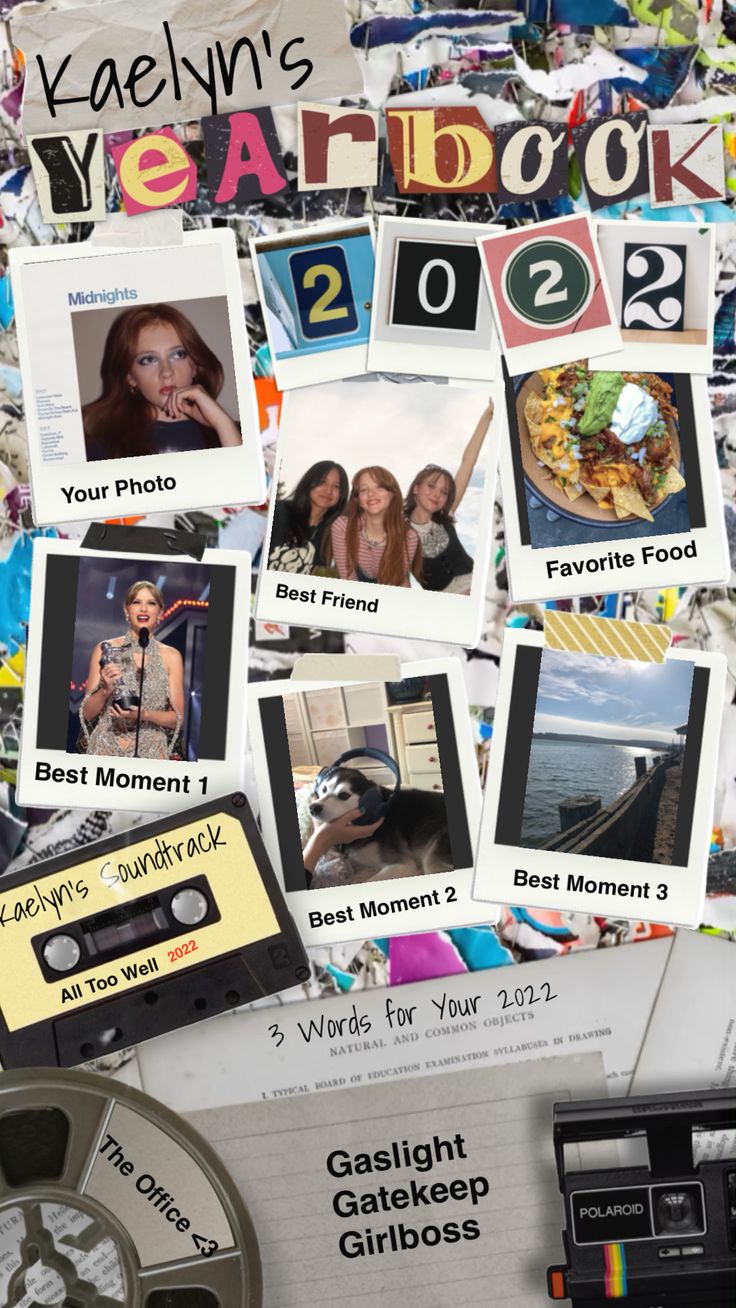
[0,1068,262,1307]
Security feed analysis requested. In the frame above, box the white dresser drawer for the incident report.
[404,709,436,743]
[407,772,444,793]
[406,741,441,771]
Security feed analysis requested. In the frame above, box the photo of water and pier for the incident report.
[520,649,694,865]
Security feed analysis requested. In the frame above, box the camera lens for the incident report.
[655,1190,699,1234]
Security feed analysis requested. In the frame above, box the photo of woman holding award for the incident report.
[79,301,243,461]
[331,466,422,588]
[78,581,184,760]
[268,460,349,574]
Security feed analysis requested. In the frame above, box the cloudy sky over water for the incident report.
[532,648,694,746]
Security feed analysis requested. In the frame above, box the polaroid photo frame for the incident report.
[10,229,265,527]
[17,536,250,813]
[477,213,622,374]
[255,377,500,646]
[368,216,503,380]
[473,628,726,929]
[249,218,375,389]
[500,363,728,603]
[594,220,716,374]
[248,658,495,945]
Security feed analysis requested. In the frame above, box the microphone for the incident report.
[133,628,150,757]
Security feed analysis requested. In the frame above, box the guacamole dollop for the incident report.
[578,372,625,437]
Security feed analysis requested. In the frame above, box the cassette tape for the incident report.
[0,792,310,1068]
[548,1089,736,1307]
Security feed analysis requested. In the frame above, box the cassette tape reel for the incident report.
[0,793,310,1068]
[0,1068,261,1307]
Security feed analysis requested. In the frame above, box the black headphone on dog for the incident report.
[314,748,401,825]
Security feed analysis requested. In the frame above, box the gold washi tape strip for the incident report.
[544,611,672,664]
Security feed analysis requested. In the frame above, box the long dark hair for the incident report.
[278,461,348,555]
[83,303,224,459]
[344,466,423,587]
[404,464,457,527]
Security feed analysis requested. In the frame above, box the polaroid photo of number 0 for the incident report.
[248,658,496,946]
[17,536,251,813]
[472,627,726,929]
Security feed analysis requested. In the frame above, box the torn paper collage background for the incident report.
[0,0,734,1060]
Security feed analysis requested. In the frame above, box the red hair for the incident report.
[345,466,422,587]
[82,303,224,459]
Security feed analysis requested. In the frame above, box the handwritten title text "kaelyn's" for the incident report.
[34,21,314,119]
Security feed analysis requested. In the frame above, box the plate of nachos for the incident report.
[516,363,686,525]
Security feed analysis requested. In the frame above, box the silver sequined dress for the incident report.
[79,636,181,759]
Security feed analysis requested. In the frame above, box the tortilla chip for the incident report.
[612,485,654,522]
[581,482,610,504]
[563,482,586,502]
[659,466,686,496]
[524,392,546,440]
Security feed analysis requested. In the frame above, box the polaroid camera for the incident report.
[548,1089,736,1306]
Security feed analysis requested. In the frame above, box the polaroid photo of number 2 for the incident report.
[594,220,716,374]
[10,229,265,527]
[478,213,622,375]
[250,218,376,389]
[368,216,503,381]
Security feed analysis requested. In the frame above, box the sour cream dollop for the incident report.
[609,383,658,446]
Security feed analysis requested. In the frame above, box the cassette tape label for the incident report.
[0,813,280,1031]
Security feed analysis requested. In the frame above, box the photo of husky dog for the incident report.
[308,763,452,883]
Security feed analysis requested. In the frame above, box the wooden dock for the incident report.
[541,757,682,863]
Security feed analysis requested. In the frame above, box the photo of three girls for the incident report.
[268,397,495,593]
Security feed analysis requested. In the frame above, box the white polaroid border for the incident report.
[368,216,503,380]
[248,658,496,946]
[17,537,250,813]
[477,212,623,375]
[501,370,729,603]
[249,218,375,390]
[473,628,726,929]
[255,378,501,646]
[594,220,716,374]
[11,229,265,527]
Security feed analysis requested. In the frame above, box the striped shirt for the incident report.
[331,515,419,586]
